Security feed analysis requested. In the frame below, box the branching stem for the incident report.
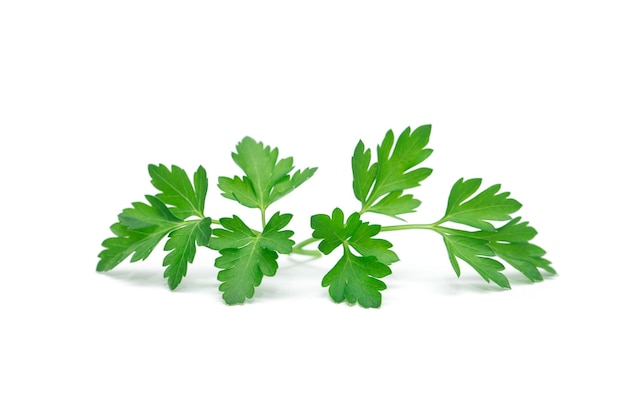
[290,220,463,258]
[292,237,322,257]
[380,222,470,237]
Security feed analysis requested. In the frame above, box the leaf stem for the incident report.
[379,222,468,236]
[380,223,435,232]
[359,203,371,216]
[289,221,463,258]
[291,237,322,257]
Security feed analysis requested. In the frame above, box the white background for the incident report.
[1,1,624,392]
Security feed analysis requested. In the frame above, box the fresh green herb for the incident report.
[435,178,554,287]
[354,125,432,218]
[311,208,396,308]
[97,165,211,290]
[217,137,316,226]
[98,137,316,304]
[379,178,554,290]
[209,212,294,304]
[98,125,555,307]
[210,137,316,303]
[309,126,555,306]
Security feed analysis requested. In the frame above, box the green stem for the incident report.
[380,223,435,232]
[291,237,322,257]
[261,208,267,227]
[380,222,467,236]
[287,221,463,259]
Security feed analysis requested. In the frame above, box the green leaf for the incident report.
[270,167,318,205]
[488,242,548,282]
[163,221,212,290]
[98,218,212,290]
[470,217,537,243]
[348,217,399,265]
[98,164,211,291]
[311,208,394,307]
[194,166,209,214]
[438,220,555,287]
[118,195,182,229]
[97,223,172,271]
[322,251,390,308]
[196,217,213,247]
[98,193,184,271]
[443,178,522,231]
[435,180,555,287]
[366,191,421,219]
[355,125,433,218]
[310,208,361,255]
[210,212,295,304]
[218,137,316,210]
[352,140,377,203]
[216,176,258,209]
[443,235,510,288]
[373,126,432,198]
[149,164,207,219]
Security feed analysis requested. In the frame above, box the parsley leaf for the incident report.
[311,208,394,308]
[97,165,211,290]
[210,212,295,304]
[97,223,172,271]
[218,137,317,212]
[98,194,183,271]
[435,178,555,287]
[354,125,433,218]
[118,195,182,229]
[162,218,212,289]
[149,164,208,219]
[443,235,510,288]
[443,178,522,231]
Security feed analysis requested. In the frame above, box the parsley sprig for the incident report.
[97,165,212,290]
[98,137,317,304]
[98,125,555,307]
